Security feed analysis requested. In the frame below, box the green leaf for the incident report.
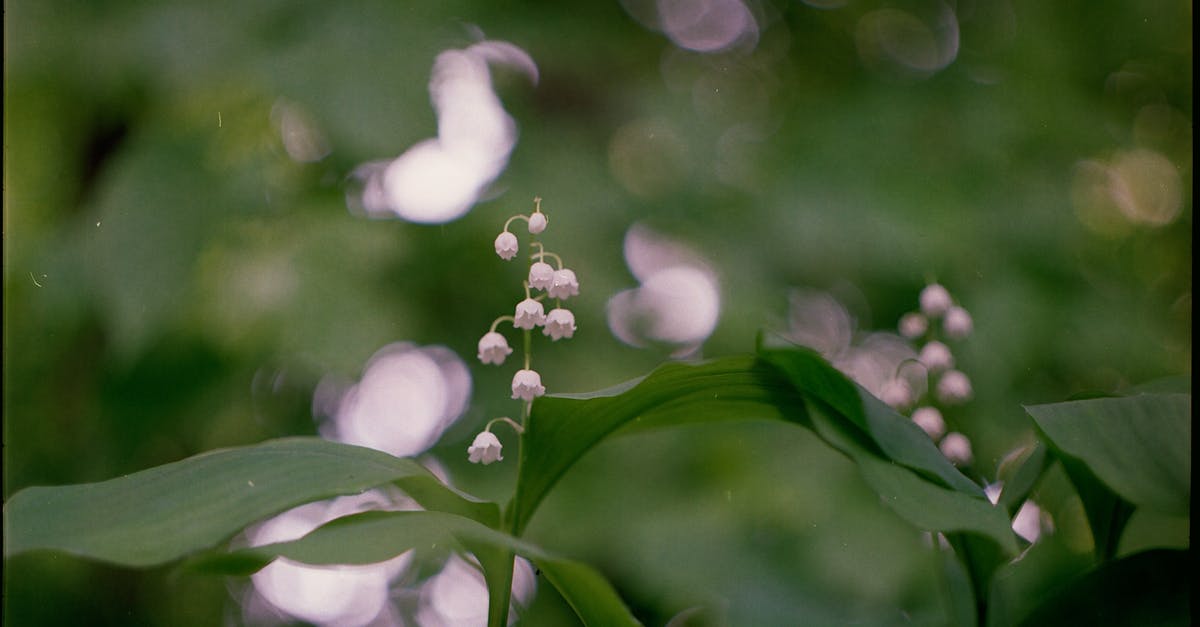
[1017,549,1191,627]
[3,437,498,567]
[985,535,1095,627]
[200,510,642,627]
[761,347,984,496]
[510,355,802,535]
[509,349,1015,556]
[1025,394,1191,516]
[996,442,1050,516]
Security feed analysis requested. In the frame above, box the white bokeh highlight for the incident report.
[318,343,471,458]
[351,40,537,223]
[245,490,415,627]
[607,224,721,357]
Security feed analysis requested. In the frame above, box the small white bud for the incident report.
[898,312,928,339]
[528,212,548,234]
[919,341,955,373]
[940,432,973,465]
[494,232,519,260]
[911,406,946,440]
[943,306,973,340]
[467,431,504,464]
[919,283,953,318]
[936,370,973,405]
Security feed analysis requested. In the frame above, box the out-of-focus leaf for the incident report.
[1017,549,1190,627]
[996,442,1051,516]
[1121,376,1191,395]
[198,510,642,627]
[985,535,1095,627]
[1025,394,1191,516]
[760,347,984,496]
[938,541,979,627]
[3,438,498,567]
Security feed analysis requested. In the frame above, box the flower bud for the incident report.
[528,212,548,234]
[943,306,973,340]
[940,432,973,465]
[919,283,953,318]
[936,370,973,405]
[880,378,913,410]
[919,341,955,373]
[911,406,946,440]
[898,312,928,339]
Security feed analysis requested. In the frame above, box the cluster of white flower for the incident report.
[471,197,579,464]
[888,283,977,466]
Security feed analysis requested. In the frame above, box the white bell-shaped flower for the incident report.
[511,369,546,401]
[547,268,579,300]
[513,298,546,329]
[494,231,519,260]
[919,283,953,318]
[467,431,504,464]
[543,308,577,340]
[477,332,513,365]
[528,212,548,234]
[528,261,555,291]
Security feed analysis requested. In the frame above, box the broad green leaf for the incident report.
[760,347,983,496]
[1017,549,1190,626]
[3,438,498,567]
[985,535,1095,627]
[937,541,979,627]
[510,355,802,534]
[199,510,642,627]
[1025,394,1191,516]
[996,442,1050,516]
[510,350,1015,555]
[805,400,1018,555]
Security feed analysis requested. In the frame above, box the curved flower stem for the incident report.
[489,315,516,333]
[485,416,525,434]
[532,196,542,213]
[523,281,533,300]
[503,214,531,232]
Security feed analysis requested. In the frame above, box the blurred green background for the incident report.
[3,0,1190,625]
